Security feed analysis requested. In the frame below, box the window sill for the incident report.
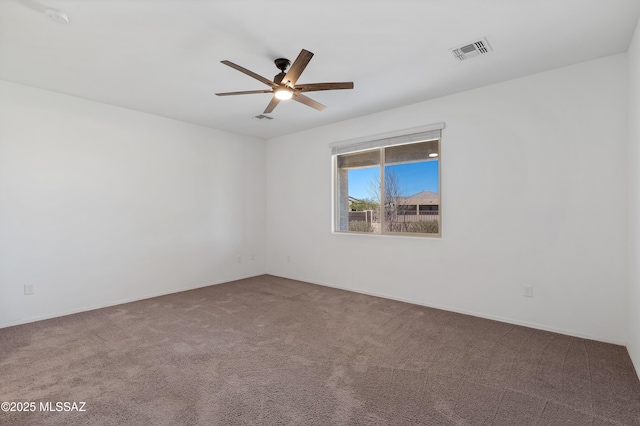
[332,230,442,239]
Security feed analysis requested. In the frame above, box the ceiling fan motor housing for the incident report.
[274,72,286,85]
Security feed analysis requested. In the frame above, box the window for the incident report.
[332,125,442,237]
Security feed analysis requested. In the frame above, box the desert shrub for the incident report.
[349,221,374,232]
[386,222,409,232]
[408,220,439,234]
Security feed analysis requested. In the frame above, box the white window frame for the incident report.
[331,123,444,238]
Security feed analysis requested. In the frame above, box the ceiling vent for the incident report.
[451,38,492,61]
[252,114,273,121]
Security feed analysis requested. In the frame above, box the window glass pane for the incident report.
[383,141,440,234]
[336,150,380,233]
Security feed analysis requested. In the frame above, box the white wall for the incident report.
[266,54,629,344]
[628,17,640,374]
[0,80,266,328]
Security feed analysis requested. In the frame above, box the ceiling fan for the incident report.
[215,49,354,114]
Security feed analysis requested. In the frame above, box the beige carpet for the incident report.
[1,275,639,425]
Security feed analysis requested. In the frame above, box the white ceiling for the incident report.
[1,0,639,140]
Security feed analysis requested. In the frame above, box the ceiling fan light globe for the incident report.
[274,88,293,100]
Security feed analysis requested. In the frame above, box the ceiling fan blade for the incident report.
[283,49,314,87]
[295,82,354,92]
[221,60,276,88]
[292,93,326,111]
[216,90,273,96]
[264,96,281,114]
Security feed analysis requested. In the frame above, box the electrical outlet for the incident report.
[251,254,255,261]
[523,285,533,297]
[237,255,242,263]
[287,255,291,263]
[24,284,35,295]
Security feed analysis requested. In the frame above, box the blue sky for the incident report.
[348,161,439,199]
